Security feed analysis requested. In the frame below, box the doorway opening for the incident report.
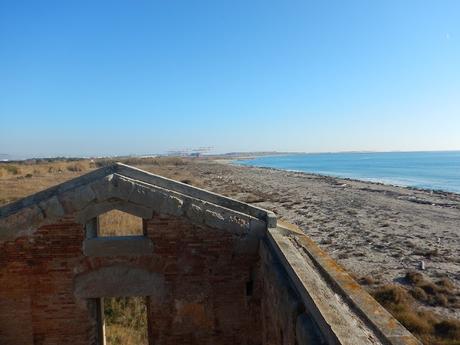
[102,296,149,345]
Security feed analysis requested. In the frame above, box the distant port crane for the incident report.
[167,146,213,157]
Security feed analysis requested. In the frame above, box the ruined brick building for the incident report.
[0,163,420,345]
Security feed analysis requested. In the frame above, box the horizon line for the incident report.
[2,149,460,162]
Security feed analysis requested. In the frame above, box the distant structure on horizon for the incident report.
[167,146,213,157]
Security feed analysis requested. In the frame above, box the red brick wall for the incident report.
[144,214,262,345]
[0,213,263,345]
[0,217,98,345]
[0,236,33,344]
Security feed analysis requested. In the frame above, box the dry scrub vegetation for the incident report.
[98,210,144,236]
[0,156,201,206]
[371,284,460,344]
[1,157,459,345]
[358,270,460,345]
[104,297,148,345]
[0,159,94,205]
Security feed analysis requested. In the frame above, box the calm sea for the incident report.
[235,151,460,194]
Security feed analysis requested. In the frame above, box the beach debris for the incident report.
[420,261,426,270]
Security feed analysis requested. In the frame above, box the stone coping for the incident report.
[0,172,268,241]
[0,163,276,227]
[0,163,278,241]
[269,225,422,345]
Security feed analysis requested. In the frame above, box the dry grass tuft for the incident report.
[403,271,459,309]
[0,165,21,176]
[410,287,428,302]
[437,277,456,291]
[371,284,460,345]
[406,271,425,285]
[66,162,85,172]
[397,310,433,334]
[434,319,460,341]
[372,284,412,309]
[358,276,376,285]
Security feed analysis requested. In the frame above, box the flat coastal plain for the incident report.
[1,157,459,322]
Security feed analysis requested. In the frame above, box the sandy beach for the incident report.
[187,159,460,319]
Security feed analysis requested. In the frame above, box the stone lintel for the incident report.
[74,265,165,299]
[83,236,153,257]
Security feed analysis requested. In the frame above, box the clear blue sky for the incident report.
[1,0,459,158]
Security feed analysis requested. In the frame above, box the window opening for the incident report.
[97,210,144,237]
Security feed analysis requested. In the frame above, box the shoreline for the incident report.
[228,158,460,197]
[200,159,460,319]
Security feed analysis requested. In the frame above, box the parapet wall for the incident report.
[260,238,322,344]
[264,225,422,345]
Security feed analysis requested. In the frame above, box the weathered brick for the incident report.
[0,214,264,345]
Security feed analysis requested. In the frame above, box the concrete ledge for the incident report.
[83,236,153,257]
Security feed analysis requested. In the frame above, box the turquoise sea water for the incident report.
[235,151,460,194]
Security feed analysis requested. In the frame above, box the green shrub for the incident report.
[1,165,20,175]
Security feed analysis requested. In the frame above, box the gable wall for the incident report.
[0,213,263,345]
